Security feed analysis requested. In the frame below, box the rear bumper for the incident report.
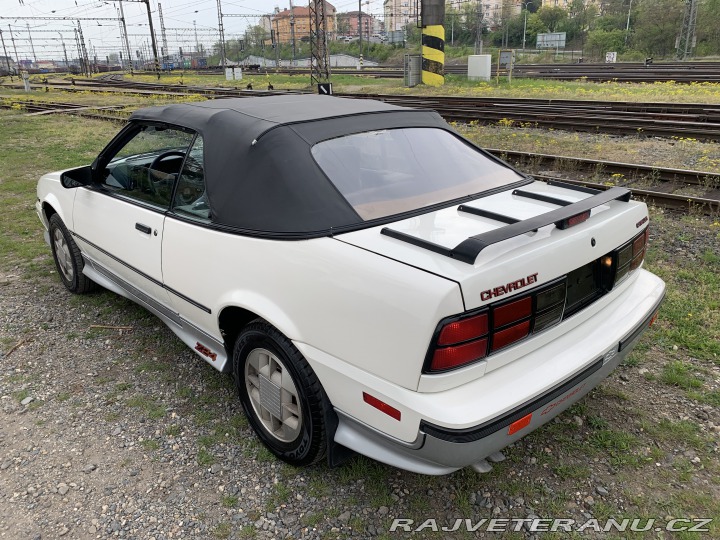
[333,271,665,475]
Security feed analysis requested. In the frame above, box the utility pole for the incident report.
[118,3,132,71]
[677,0,698,60]
[624,0,633,45]
[474,0,483,54]
[77,21,91,76]
[9,25,20,71]
[26,22,37,63]
[158,2,168,62]
[309,0,331,86]
[274,18,280,69]
[289,0,296,63]
[216,0,226,68]
[141,0,160,73]
[59,32,69,70]
[421,0,445,86]
[358,0,362,57]
[0,28,12,77]
[194,20,199,53]
[116,10,125,68]
[74,27,84,75]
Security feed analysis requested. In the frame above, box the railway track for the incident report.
[5,76,720,141]
[204,61,720,83]
[4,95,718,213]
[489,149,720,213]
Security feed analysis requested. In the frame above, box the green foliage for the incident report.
[536,6,568,33]
[585,29,627,60]
[631,0,684,57]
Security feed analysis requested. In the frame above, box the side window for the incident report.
[172,135,209,220]
[102,125,195,209]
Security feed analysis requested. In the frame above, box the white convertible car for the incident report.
[37,95,665,475]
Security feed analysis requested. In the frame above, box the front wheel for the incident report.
[233,321,327,466]
[49,214,97,294]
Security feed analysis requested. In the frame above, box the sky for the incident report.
[0,0,386,62]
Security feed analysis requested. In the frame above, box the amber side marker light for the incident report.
[363,392,401,421]
[507,413,533,435]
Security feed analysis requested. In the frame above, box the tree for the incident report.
[695,0,720,56]
[585,29,626,60]
[564,1,599,47]
[536,6,568,32]
[631,0,684,57]
[245,25,269,48]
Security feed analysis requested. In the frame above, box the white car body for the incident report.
[37,95,664,474]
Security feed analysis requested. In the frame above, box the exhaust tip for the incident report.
[470,459,492,473]
[487,451,506,463]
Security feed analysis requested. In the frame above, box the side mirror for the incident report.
[60,166,93,189]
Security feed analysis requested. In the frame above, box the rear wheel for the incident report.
[233,321,327,466]
[49,214,96,294]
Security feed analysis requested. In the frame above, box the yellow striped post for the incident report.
[421,24,444,86]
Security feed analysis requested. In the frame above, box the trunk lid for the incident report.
[336,180,649,311]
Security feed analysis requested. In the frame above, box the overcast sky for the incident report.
[1,0,385,61]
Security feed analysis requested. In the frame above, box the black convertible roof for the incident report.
[129,95,452,236]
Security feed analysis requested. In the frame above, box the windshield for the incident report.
[311,128,524,221]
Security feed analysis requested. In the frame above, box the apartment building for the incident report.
[271,2,337,44]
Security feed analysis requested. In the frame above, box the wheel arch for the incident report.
[42,200,58,222]
[41,195,70,230]
[218,305,262,360]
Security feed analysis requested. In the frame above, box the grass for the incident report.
[126,394,167,419]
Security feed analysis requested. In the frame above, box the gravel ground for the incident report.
[2,212,718,540]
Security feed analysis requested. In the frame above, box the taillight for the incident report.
[491,320,530,351]
[431,338,488,371]
[425,225,650,374]
[614,227,648,284]
[493,297,532,327]
[437,312,488,345]
[490,296,532,351]
[428,312,489,372]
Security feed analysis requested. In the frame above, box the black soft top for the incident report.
[130,95,450,236]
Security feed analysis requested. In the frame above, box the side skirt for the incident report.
[82,256,230,372]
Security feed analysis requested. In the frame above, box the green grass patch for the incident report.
[221,495,238,508]
[196,447,215,466]
[211,522,231,539]
[660,361,704,390]
[589,429,643,468]
[140,439,160,451]
[126,394,167,419]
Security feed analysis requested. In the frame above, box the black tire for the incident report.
[48,214,97,294]
[233,320,327,466]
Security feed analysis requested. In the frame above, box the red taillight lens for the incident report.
[430,338,488,371]
[491,320,531,351]
[437,313,488,346]
[493,296,532,328]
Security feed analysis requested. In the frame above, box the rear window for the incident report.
[311,128,524,220]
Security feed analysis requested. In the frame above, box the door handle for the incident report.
[135,223,151,234]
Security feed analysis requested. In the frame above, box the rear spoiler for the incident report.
[381,184,631,265]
